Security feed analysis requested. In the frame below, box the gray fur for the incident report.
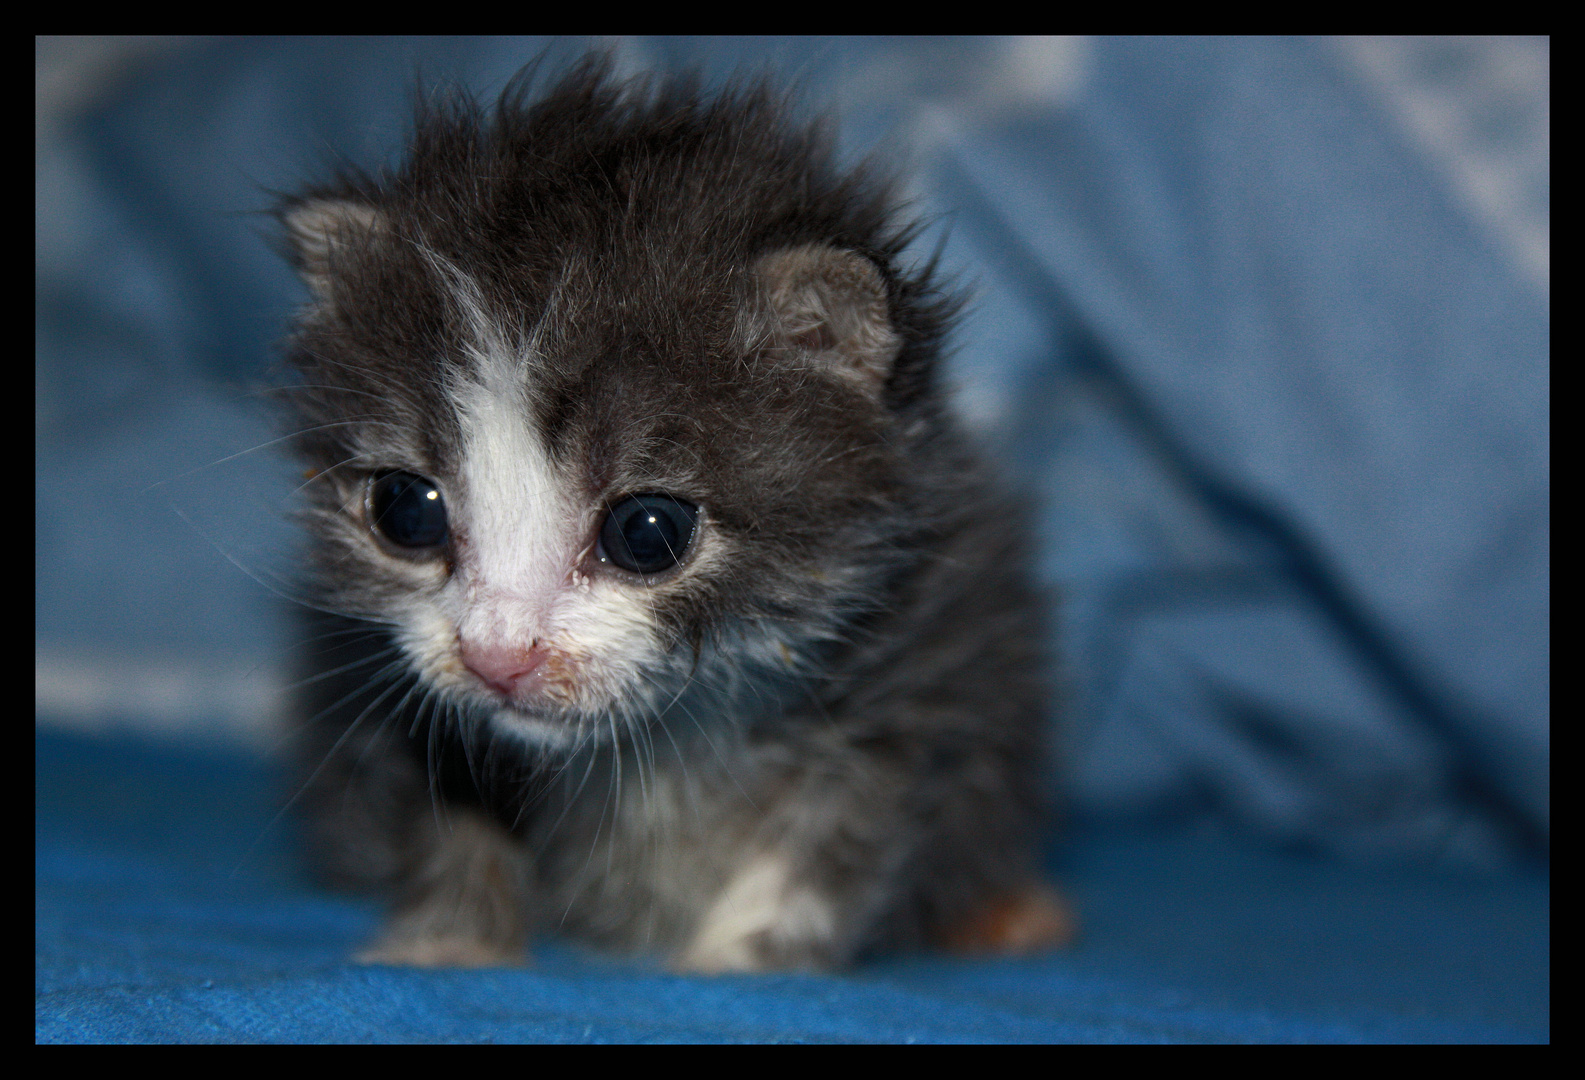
[279,57,1056,970]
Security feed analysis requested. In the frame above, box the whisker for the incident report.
[232,645,411,878]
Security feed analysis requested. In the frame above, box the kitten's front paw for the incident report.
[676,854,842,973]
[355,812,530,968]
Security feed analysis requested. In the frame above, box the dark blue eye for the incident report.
[369,471,448,549]
[599,494,698,574]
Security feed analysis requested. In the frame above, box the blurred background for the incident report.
[35,36,1548,868]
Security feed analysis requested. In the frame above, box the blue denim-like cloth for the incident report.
[35,731,1547,1043]
[36,37,1548,1041]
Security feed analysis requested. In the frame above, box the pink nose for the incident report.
[459,640,551,697]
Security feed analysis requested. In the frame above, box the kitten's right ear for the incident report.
[753,244,902,398]
[281,198,385,303]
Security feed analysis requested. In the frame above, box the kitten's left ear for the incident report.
[754,245,902,395]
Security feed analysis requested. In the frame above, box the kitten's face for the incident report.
[285,202,908,749]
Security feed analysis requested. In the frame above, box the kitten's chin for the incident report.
[480,702,601,753]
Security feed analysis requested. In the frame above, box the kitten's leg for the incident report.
[677,850,843,973]
[678,845,1071,972]
[357,809,530,968]
[674,729,1063,972]
[672,764,929,973]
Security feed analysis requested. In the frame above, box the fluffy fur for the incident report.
[278,57,1067,971]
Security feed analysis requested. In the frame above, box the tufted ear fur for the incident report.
[754,245,902,396]
[282,198,386,304]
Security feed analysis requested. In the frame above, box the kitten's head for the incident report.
[277,59,959,749]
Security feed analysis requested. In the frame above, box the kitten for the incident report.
[278,57,1069,972]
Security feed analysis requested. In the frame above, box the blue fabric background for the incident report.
[35,731,1548,1042]
[36,37,1548,1041]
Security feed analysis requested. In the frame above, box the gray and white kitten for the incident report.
[279,59,1068,972]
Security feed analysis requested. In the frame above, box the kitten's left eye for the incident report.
[598,494,699,575]
[369,471,448,549]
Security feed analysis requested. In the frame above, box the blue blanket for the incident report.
[35,731,1546,1042]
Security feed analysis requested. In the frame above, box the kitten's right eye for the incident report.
[368,471,449,550]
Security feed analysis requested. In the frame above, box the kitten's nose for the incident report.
[460,640,551,697]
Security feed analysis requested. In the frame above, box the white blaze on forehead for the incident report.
[423,255,665,713]
[440,259,576,627]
